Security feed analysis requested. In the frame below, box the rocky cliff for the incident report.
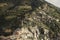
[0,0,60,40]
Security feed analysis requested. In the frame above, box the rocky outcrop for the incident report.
[0,0,60,40]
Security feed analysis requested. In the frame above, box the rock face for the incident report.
[10,26,40,40]
[0,0,60,40]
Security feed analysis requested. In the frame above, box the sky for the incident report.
[45,0,60,8]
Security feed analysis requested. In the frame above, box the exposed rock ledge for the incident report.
[0,26,50,40]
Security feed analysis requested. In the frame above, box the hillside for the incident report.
[0,0,60,40]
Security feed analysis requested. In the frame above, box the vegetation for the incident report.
[0,0,60,40]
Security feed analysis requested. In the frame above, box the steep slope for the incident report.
[0,0,60,40]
